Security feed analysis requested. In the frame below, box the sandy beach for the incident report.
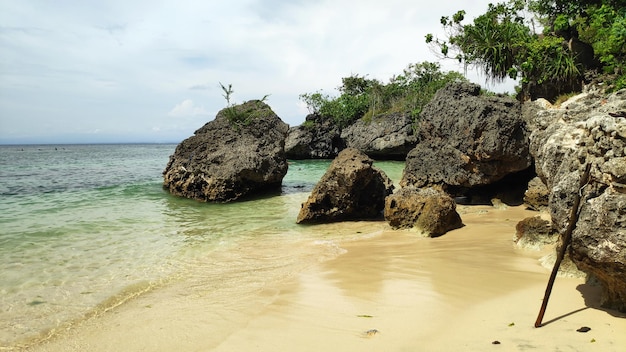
[23,206,626,352]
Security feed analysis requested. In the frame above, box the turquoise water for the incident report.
[0,144,404,348]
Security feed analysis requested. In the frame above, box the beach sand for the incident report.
[25,206,626,352]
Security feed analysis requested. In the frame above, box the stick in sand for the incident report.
[534,163,592,328]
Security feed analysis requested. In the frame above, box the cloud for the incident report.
[168,99,210,118]
[0,0,516,144]
[189,84,211,91]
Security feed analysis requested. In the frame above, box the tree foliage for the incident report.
[299,62,465,128]
[427,0,626,100]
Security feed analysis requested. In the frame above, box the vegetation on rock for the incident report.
[426,0,625,101]
[219,82,270,127]
[299,62,466,128]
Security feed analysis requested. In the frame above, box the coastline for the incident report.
[23,205,626,352]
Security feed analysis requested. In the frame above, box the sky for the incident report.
[0,0,517,144]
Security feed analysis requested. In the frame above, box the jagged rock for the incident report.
[514,216,557,250]
[525,88,626,311]
[340,113,418,160]
[384,187,463,237]
[296,148,394,224]
[163,100,289,202]
[285,113,342,159]
[524,177,550,211]
[401,82,533,201]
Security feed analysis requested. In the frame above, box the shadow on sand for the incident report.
[541,282,626,326]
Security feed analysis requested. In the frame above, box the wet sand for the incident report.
[24,206,626,352]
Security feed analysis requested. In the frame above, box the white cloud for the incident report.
[168,99,210,118]
[0,0,515,143]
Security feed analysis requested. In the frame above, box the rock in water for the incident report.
[285,113,342,159]
[525,88,626,312]
[402,82,532,195]
[340,112,418,160]
[163,100,289,202]
[384,187,463,237]
[296,148,394,224]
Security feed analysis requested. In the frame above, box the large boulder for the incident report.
[384,187,463,237]
[525,88,626,311]
[296,148,394,224]
[401,82,533,200]
[285,113,342,159]
[340,113,418,160]
[163,100,289,202]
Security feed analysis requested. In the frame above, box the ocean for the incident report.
[0,144,404,348]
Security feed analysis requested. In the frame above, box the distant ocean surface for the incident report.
[0,144,404,348]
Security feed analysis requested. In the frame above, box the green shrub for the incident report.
[219,82,269,127]
[299,62,466,129]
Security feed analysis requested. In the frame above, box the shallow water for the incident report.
[0,144,403,348]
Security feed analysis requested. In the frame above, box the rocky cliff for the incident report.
[340,113,418,160]
[285,112,418,160]
[525,88,626,311]
[285,113,342,159]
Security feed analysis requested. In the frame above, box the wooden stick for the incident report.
[535,163,592,328]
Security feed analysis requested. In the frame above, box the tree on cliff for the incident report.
[426,0,625,101]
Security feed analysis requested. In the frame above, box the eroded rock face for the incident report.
[401,82,533,198]
[340,113,418,160]
[285,114,342,159]
[296,148,394,224]
[384,187,463,237]
[524,177,550,211]
[514,216,557,250]
[525,88,626,311]
[163,100,289,202]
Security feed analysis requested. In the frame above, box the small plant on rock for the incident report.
[219,82,270,127]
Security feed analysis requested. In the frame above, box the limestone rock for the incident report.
[340,113,418,160]
[384,187,463,237]
[285,114,342,159]
[524,177,550,211]
[163,100,289,202]
[401,82,533,199]
[571,188,626,311]
[296,148,394,224]
[525,88,626,311]
[514,216,557,250]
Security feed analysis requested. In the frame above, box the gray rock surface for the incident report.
[525,88,626,311]
[340,113,418,160]
[524,177,550,211]
[384,187,463,237]
[296,148,394,224]
[285,114,342,159]
[163,100,289,202]
[401,82,533,197]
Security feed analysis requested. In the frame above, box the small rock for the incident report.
[384,187,463,237]
[577,326,591,333]
[365,329,379,337]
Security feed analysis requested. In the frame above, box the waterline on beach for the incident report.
[0,144,404,348]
